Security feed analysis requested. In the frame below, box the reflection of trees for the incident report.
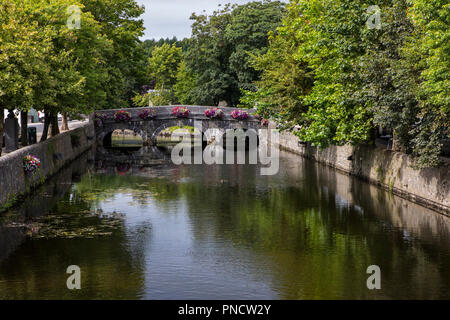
[0,155,147,299]
[129,159,450,298]
[66,154,449,299]
[0,154,90,263]
[0,228,145,299]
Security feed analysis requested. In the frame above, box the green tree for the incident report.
[0,0,114,141]
[0,0,54,142]
[185,1,286,106]
[174,61,198,105]
[247,0,448,167]
[239,2,313,127]
[27,0,111,140]
[133,43,183,106]
[225,0,287,91]
[54,2,111,131]
[147,43,183,89]
[359,0,417,152]
[294,0,374,148]
[404,0,449,167]
[80,0,146,108]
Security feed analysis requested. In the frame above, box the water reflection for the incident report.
[0,149,449,299]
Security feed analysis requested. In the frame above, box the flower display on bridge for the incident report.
[94,112,108,121]
[230,109,249,120]
[205,108,224,119]
[94,112,108,127]
[23,155,41,173]
[114,110,131,122]
[138,109,156,120]
[172,106,190,118]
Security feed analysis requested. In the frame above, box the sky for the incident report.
[135,0,271,40]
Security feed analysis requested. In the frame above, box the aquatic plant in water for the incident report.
[29,210,125,239]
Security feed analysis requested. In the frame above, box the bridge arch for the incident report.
[98,126,147,148]
[150,118,200,146]
[94,106,261,149]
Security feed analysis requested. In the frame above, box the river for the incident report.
[0,147,449,299]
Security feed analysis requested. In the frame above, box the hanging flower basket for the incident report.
[94,112,108,121]
[172,106,190,118]
[138,109,156,120]
[205,108,224,119]
[23,155,41,173]
[114,110,131,122]
[94,112,108,127]
[230,110,249,120]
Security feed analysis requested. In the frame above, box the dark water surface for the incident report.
[0,149,449,299]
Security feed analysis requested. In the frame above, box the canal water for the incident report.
[0,148,449,299]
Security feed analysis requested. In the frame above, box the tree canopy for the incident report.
[244,0,449,167]
[183,1,287,106]
[0,0,447,167]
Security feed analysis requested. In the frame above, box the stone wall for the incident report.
[0,121,95,211]
[273,128,450,215]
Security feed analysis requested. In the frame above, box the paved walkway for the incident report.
[1,120,88,156]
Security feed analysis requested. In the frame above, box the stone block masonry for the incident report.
[0,121,95,211]
[272,128,450,216]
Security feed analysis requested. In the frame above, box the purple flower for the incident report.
[114,110,131,122]
[205,108,224,119]
[230,110,249,120]
[94,112,108,121]
[139,109,156,120]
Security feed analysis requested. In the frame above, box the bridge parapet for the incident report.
[94,106,260,123]
[94,106,263,148]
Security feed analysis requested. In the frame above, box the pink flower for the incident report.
[205,108,224,119]
[172,107,190,118]
[230,110,249,120]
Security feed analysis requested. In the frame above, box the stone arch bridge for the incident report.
[94,106,262,148]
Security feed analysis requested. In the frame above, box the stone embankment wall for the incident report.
[0,121,95,211]
[272,129,450,215]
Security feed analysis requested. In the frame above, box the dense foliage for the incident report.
[244,0,449,167]
[1,0,447,167]
[0,0,145,146]
[186,1,286,106]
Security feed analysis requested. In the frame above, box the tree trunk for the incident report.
[40,111,51,142]
[20,111,28,147]
[61,113,69,131]
[0,108,4,156]
[50,112,60,137]
[391,131,405,152]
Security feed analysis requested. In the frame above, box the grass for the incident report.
[112,135,143,148]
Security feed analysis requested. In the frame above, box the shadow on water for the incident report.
[0,146,449,299]
[0,150,149,299]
